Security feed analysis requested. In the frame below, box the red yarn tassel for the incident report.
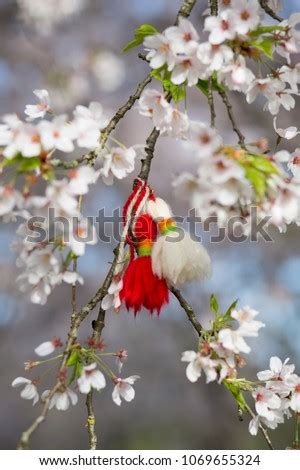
[120,213,169,315]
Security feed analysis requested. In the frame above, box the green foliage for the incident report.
[212,298,238,333]
[251,37,274,59]
[123,24,157,52]
[196,76,225,97]
[239,153,279,201]
[210,293,219,315]
[66,350,83,385]
[249,24,286,37]
[224,379,247,411]
[150,66,186,103]
[162,79,186,103]
[2,154,41,173]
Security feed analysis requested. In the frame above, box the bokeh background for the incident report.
[0,0,300,450]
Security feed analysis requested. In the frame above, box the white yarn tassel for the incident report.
[148,197,212,286]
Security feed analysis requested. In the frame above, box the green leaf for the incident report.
[224,380,247,411]
[66,350,80,367]
[123,24,157,52]
[68,362,83,385]
[210,294,219,315]
[64,250,77,268]
[17,157,41,173]
[212,74,226,93]
[162,79,186,103]
[196,79,209,97]
[224,299,238,319]
[2,155,23,167]
[249,25,286,37]
[197,77,226,97]
[244,167,267,200]
[150,68,164,81]
[249,155,279,175]
[252,37,274,59]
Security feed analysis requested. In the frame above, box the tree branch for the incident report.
[176,0,198,22]
[218,90,247,149]
[259,1,283,22]
[170,286,204,336]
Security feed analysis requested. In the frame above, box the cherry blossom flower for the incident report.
[273,117,299,140]
[197,42,233,72]
[252,387,281,420]
[100,147,136,185]
[77,363,106,394]
[115,350,128,373]
[12,377,39,405]
[112,375,140,406]
[138,89,171,131]
[219,56,255,92]
[246,78,276,104]
[267,179,300,227]
[46,179,79,216]
[171,54,207,86]
[34,337,63,357]
[66,217,98,256]
[277,13,300,62]
[289,375,300,412]
[2,119,42,159]
[257,357,295,397]
[18,275,52,305]
[181,351,218,383]
[41,388,78,411]
[188,121,223,158]
[164,109,190,138]
[218,328,251,354]
[231,306,265,337]
[39,115,76,152]
[288,148,300,178]
[249,410,285,435]
[230,0,260,35]
[0,186,23,217]
[165,17,199,55]
[204,10,236,45]
[67,167,100,195]
[101,278,123,311]
[279,64,300,92]
[18,245,59,281]
[264,81,296,115]
[73,102,108,149]
[143,33,176,70]
[24,89,51,121]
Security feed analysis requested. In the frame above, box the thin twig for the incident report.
[176,0,197,22]
[218,90,247,149]
[170,286,203,336]
[208,78,216,128]
[17,382,62,449]
[259,0,283,22]
[209,0,218,16]
[207,1,218,127]
[86,392,97,449]
[85,307,106,449]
